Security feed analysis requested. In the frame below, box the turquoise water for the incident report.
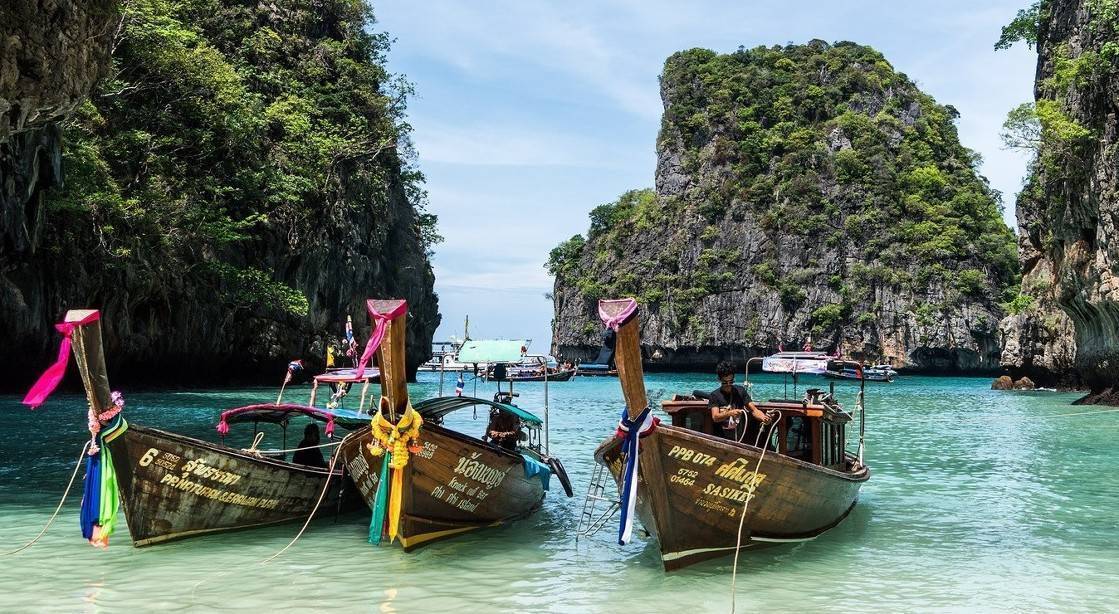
[1,372,1117,611]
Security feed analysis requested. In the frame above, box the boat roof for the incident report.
[218,403,369,430]
[457,339,527,364]
[761,352,830,374]
[414,395,543,426]
[313,367,379,383]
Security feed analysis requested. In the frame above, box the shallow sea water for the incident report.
[1,372,1117,612]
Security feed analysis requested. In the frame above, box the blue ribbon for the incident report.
[617,405,654,546]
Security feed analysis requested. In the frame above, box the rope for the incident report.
[241,431,266,456]
[3,441,90,556]
[256,440,343,455]
[729,410,781,613]
[259,433,349,565]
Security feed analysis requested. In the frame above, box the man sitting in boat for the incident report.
[292,423,327,468]
[485,408,522,451]
[708,361,771,443]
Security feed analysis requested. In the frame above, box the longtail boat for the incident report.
[339,299,573,551]
[22,310,381,548]
[586,298,870,571]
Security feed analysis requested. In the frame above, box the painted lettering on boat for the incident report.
[453,452,509,489]
[415,441,438,460]
[667,446,717,467]
[670,467,698,486]
[701,482,762,504]
[694,496,735,516]
[157,473,281,509]
[714,458,767,490]
[179,458,244,486]
[137,447,243,485]
[346,452,379,501]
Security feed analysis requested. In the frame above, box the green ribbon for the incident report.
[368,451,392,545]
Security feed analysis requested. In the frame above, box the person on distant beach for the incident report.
[708,361,771,443]
[293,423,327,467]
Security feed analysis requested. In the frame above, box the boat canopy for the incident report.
[457,339,526,364]
[414,395,543,426]
[313,367,379,383]
[762,352,830,374]
[217,403,369,431]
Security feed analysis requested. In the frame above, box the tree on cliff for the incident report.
[4,0,441,383]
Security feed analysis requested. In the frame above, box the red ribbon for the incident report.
[23,311,101,409]
[354,300,408,378]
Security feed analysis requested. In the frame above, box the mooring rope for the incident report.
[256,440,344,455]
[729,411,781,613]
[2,441,90,556]
[259,433,350,565]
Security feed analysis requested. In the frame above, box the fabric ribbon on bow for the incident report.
[598,298,637,332]
[615,405,658,546]
[366,397,423,544]
[80,411,128,548]
[22,311,101,409]
[354,301,407,379]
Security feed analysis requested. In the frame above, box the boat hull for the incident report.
[595,425,868,570]
[339,424,545,550]
[109,424,356,546]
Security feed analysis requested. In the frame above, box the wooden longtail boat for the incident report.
[589,298,870,571]
[44,310,368,547]
[338,299,573,551]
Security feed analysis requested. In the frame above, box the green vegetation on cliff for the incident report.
[551,41,1018,352]
[52,0,439,317]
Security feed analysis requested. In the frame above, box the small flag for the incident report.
[345,316,357,357]
[455,374,465,396]
[284,359,304,384]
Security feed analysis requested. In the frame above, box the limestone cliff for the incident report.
[1002,0,1119,397]
[551,42,1019,372]
[0,0,439,387]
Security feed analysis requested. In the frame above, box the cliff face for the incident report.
[1004,0,1119,397]
[0,0,439,387]
[551,42,1019,372]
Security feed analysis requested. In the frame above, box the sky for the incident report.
[373,0,1038,350]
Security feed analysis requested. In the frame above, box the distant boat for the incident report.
[579,298,870,571]
[575,328,618,376]
[482,354,576,382]
[28,310,373,548]
[825,362,895,382]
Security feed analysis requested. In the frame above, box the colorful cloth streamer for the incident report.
[368,450,392,544]
[615,405,658,546]
[354,300,408,379]
[598,298,637,332]
[80,412,128,548]
[22,311,101,409]
[366,397,423,544]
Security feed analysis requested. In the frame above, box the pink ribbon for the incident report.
[598,298,637,331]
[23,311,101,409]
[354,300,408,378]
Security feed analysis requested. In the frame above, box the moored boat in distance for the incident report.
[585,298,870,571]
[825,361,895,382]
[338,299,573,551]
[27,310,375,548]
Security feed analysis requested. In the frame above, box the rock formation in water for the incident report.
[0,0,440,387]
[550,41,1019,372]
[998,0,1119,398]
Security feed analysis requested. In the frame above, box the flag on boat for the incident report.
[345,316,357,357]
[284,359,304,384]
[455,374,465,396]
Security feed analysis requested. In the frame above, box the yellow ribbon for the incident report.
[366,397,423,542]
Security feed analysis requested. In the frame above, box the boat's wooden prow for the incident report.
[366,298,407,316]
